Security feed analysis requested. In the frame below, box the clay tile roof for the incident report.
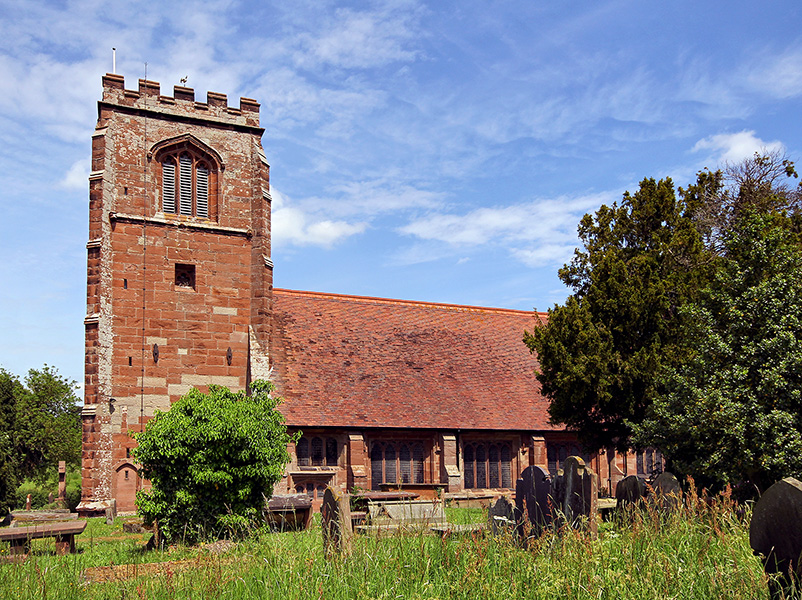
[270,289,556,432]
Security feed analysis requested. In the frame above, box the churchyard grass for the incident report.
[0,491,773,599]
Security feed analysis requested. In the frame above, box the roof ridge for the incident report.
[273,288,547,317]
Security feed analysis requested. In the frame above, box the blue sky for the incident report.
[2,0,802,389]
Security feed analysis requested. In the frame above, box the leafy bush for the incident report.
[133,380,296,543]
[14,468,81,511]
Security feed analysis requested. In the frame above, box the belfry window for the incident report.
[161,152,211,218]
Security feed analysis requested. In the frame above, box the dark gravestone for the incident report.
[652,472,682,511]
[750,478,802,597]
[515,465,552,538]
[561,456,598,536]
[616,475,647,510]
[321,487,352,558]
[488,496,516,536]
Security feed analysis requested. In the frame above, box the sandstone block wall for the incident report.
[80,74,272,512]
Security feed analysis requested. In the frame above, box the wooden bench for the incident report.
[0,521,87,555]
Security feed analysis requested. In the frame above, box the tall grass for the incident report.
[0,490,772,599]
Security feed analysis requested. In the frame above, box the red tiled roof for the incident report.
[270,289,556,431]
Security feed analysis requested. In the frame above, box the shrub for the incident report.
[13,468,81,511]
[133,380,296,543]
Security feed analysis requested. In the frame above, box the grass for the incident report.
[0,490,777,599]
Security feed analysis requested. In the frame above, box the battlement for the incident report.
[101,73,260,127]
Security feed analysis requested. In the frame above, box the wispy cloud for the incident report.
[744,44,802,100]
[291,2,423,69]
[399,192,617,267]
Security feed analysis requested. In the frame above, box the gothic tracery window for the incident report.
[370,441,425,490]
[463,441,512,490]
[296,436,338,468]
[547,441,591,476]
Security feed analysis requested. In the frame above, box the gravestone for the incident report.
[321,487,352,558]
[103,498,117,525]
[750,477,802,598]
[561,456,598,536]
[652,472,682,511]
[615,475,647,510]
[515,465,553,539]
[57,461,66,508]
[488,496,517,536]
[608,460,626,497]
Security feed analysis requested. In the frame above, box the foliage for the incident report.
[633,211,802,492]
[0,488,771,599]
[0,371,22,514]
[524,176,714,452]
[0,365,81,515]
[132,380,296,543]
[15,468,82,511]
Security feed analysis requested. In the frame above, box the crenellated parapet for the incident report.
[100,73,261,128]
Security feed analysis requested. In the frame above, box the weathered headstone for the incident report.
[57,461,66,508]
[608,459,626,497]
[750,477,802,598]
[515,465,554,540]
[615,475,647,510]
[103,498,117,525]
[561,456,598,536]
[321,487,352,558]
[488,496,517,536]
[652,472,682,511]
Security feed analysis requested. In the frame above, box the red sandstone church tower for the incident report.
[78,74,273,514]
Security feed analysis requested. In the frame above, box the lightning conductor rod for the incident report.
[112,48,116,74]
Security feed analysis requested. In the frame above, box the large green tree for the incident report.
[133,380,296,543]
[632,211,802,492]
[0,365,81,514]
[0,370,23,514]
[524,176,715,452]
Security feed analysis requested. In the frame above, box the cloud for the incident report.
[292,3,423,70]
[399,191,617,267]
[313,179,445,217]
[692,130,784,164]
[744,45,802,100]
[271,188,367,248]
[61,158,90,190]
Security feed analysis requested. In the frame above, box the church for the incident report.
[78,74,646,514]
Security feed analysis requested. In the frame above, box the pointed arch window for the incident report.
[369,440,427,490]
[152,135,221,220]
[463,441,513,490]
[161,152,212,218]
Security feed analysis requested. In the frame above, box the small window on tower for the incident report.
[175,264,196,289]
